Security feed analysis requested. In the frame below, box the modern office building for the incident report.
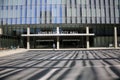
[0,0,120,50]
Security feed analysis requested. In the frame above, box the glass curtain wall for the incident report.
[0,0,119,25]
[0,0,120,49]
[1,25,27,49]
[0,35,18,49]
[117,27,120,47]
[92,25,114,47]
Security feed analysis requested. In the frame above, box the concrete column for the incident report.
[27,25,30,49]
[57,26,59,34]
[86,26,89,49]
[114,27,118,48]
[57,37,59,50]
[56,27,60,50]
[0,27,2,34]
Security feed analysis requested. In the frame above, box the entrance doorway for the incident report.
[60,36,86,48]
[30,36,56,49]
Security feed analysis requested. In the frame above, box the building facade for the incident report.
[0,0,120,49]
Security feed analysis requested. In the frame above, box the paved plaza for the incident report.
[0,50,120,80]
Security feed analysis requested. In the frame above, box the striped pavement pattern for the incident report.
[0,50,120,80]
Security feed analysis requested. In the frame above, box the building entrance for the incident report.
[60,36,86,48]
[28,36,88,49]
[30,36,56,49]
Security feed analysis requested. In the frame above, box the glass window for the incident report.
[101,18,105,23]
[27,0,31,5]
[106,18,110,23]
[92,17,95,23]
[32,0,36,5]
[0,0,3,6]
[110,0,113,6]
[105,0,109,6]
[51,17,54,23]
[72,0,75,7]
[115,7,119,17]
[17,18,20,24]
[114,0,118,6]
[22,18,25,24]
[81,0,86,5]
[7,18,11,24]
[62,5,65,17]
[86,0,90,5]
[56,18,60,23]
[22,0,25,5]
[56,0,61,4]
[4,0,8,6]
[97,17,100,23]
[19,0,23,5]
[76,0,80,4]
[82,7,86,17]
[86,7,91,17]
[87,17,91,23]
[91,0,95,5]
[77,17,81,23]
[52,7,57,17]
[12,18,16,24]
[67,8,71,17]
[101,8,105,17]
[51,0,56,4]
[46,11,50,17]
[110,6,114,18]
[115,18,119,24]
[96,0,100,7]
[37,6,40,17]
[31,18,36,24]
[60,6,62,17]
[32,6,36,17]
[20,18,22,24]
[12,6,16,18]
[0,9,3,19]
[82,17,86,23]
[46,18,50,24]
[105,7,110,18]
[0,11,1,19]
[62,0,66,4]
[27,6,30,17]
[100,0,104,6]
[62,18,65,23]
[72,8,76,17]
[96,9,101,17]
[67,17,70,23]
[17,6,20,18]
[2,18,6,25]
[111,18,114,24]
[47,0,51,4]
[36,18,39,24]
[56,5,60,17]
[76,5,80,17]
[72,17,75,23]
[7,6,11,18]
[22,6,25,17]
[3,9,7,18]
[26,18,30,24]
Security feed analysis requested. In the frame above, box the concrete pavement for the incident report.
[0,49,28,57]
[0,50,120,80]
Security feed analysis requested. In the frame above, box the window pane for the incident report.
[67,8,71,17]
[82,7,86,17]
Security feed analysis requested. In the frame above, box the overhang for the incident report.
[21,33,95,37]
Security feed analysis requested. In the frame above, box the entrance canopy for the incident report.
[21,33,95,37]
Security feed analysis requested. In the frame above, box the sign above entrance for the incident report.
[21,33,95,37]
